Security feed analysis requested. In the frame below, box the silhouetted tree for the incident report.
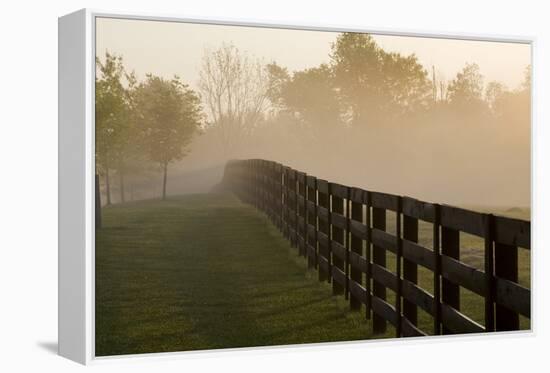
[266,62,291,111]
[485,81,507,115]
[447,63,486,113]
[485,65,531,124]
[267,63,342,136]
[330,32,430,126]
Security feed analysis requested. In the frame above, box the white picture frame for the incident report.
[58,8,534,365]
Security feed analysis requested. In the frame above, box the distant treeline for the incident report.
[95,32,531,205]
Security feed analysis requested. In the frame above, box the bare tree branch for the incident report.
[198,43,269,157]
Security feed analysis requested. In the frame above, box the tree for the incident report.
[330,32,430,126]
[521,65,531,92]
[381,51,432,115]
[485,65,531,123]
[198,43,270,157]
[266,62,291,111]
[95,52,131,205]
[117,70,147,202]
[485,81,507,115]
[134,75,203,200]
[446,63,486,112]
[267,63,342,136]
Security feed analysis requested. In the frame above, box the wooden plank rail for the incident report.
[297,172,307,258]
[222,159,531,338]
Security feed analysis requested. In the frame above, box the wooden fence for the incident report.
[222,159,531,337]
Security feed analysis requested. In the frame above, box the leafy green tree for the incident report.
[267,63,341,135]
[134,75,203,200]
[330,32,430,126]
[115,70,145,202]
[95,52,131,204]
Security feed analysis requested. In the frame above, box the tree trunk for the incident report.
[162,162,168,200]
[119,171,125,203]
[105,168,112,205]
[95,174,101,229]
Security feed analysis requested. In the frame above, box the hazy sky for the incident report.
[96,17,531,90]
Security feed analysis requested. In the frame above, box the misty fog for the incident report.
[95,23,531,211]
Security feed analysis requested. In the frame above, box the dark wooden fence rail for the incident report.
[222,159,531,337]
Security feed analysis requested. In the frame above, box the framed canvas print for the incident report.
[58,9,532,365]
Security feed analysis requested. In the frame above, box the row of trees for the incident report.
[270,33,530,127]
[95,53,203,203]
[96,32,531,204]
[196,32,530,157]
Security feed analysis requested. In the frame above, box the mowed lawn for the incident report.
[96,193,530,356]
[95,193,379,356]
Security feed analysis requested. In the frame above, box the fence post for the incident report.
[345,188,351,301]
[268,161,274,221]
[298,173,307,257]
[365,192,372,320]
[318,184,330,283]
[248,160,253,205]
[260,161,264,211]
[403,214,418,326]
[288,169,296,246]
[285,168,295,243]
[331,188,345,296]
[293,170,299,249]
[349,190,363,311]
[307,177,318,269]
[275,163,282,231]
[251,160,255,206]
[441,224,460,334]
[95,174,101,229]
[495,242,519,331]
[259,160,263,211]
[484,214,495,332]
[264,162,269,218]
[268,162,274,223]
[433,204,442,335]
[264,161,275,218]
[395,197,403,337]
[283,168,289,241]
[258,160,264,212]
[372,205,387,334]
[261,162,265,210]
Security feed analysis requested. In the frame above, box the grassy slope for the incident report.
[96,194,381,356]
[96,194,530,356]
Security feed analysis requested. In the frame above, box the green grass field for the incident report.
[95,193,530,356]
[96,193,385,356]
